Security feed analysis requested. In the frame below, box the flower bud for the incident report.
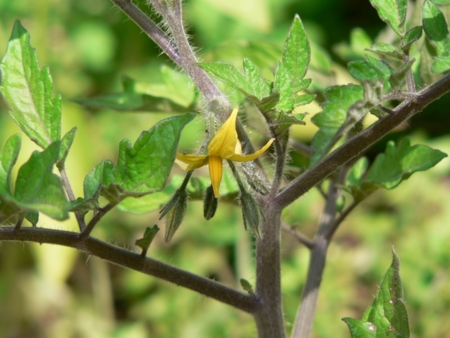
[162,189,188,242]
[203,185,218,220]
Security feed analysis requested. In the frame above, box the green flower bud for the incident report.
[240,191,261,239]
[161,189,188,242]
[203,185,218,220]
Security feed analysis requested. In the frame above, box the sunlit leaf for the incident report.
[0,21,61,149]
[369,0,407,35]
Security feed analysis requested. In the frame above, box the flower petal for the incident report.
[208,107,239,158]
[229,138,274,162]
[208,155,223,198]
[176,153,208,170]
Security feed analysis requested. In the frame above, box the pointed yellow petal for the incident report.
[229,138,274,162]
[208,155,223,198]
[208,107,239,158]
[176,153,208,170]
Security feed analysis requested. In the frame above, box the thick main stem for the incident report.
[254,202,286,338]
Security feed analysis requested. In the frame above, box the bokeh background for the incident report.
[1,0,450,337]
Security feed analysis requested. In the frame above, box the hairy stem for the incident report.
[59,167,86,231]
[275,72,450,209]
[0,226,260,313]
[253,202,286,338]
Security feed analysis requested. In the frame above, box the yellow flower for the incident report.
[176,107,274,198]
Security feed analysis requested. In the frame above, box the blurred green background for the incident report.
[1,0,450,337]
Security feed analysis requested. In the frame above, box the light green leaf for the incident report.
[431,0,450,4]
[432,55,450,72]
[0,21,61,149]
[0,134,21,195]
[366,43,404,59]
[281,14,311,90]
[243,58,271,99]
[422,0,450,56]
[274,62,293,111]
[369,0,407,35]
[14,142,69,220]
[365,138,447,189]
[57,127,77,169]
[310,85,364,166]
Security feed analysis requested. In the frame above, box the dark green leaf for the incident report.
[401,26,423,51]
[14,142,69,220]
[423,0,450,56]
[365,138,447,189]
[0,21,61,149]
[369,0,407,35]
[310,85,364,166]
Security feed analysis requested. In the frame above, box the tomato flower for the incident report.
[176,107,274,198]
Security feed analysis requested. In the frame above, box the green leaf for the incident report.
[342,318,377,338]
[369,0,407,36]
[75,93,145,111]
[135,225,160,255]
[310,85,364,166]
[343,249,409,337]
[281,14,311,90]
[243,58,271,99]
[401,26,423,51]
[0,21,61,149]
[431,0,450,4]
[365,138,447,189]
[274,61,293,111]
[198,62,255,97]
[423,0,450,56]
[14,142,69,220]
[57,127,77,169]
[363,249,410,337]
[431,55,450,72]
[101,113,195,203]
[0,134,21,195]
[366,43,404,59]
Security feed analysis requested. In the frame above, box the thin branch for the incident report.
[0,226,260,314]
[59,167,86,231]
[275,72,450,210]
[325,199,362,241]
[111,0,182,65]
[281,223,314,249]
[79,202,117,239]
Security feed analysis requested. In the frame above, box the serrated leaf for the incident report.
[310,85,364,166]
[401,26,423,51]
[14,142,69,220]
[369,0,407,35]
[281,15,311,90]
[362,249,410,337]
[365,138,447,189]
[431,55,450,72]
[198,62,254,97]
[295,93,316,107]
[0,21,61,149]
[422,0,450,56]
[342,318,377,338]
[366,43,404,59]
[57,127,77,169]
[243,58,271,99]
[274,62,294,111]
